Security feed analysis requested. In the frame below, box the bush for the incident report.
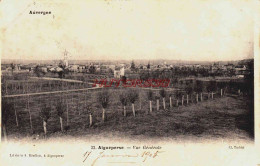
[208,80,217,92]
[159,89,166,98]
[56,100,65,117]
[195,80,203,93]
[40,104,51,122]
[128,90,139,104]
[147,90,153,101]
[97,91,109,108]
[120,92,128,106]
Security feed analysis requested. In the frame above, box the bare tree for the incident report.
[120,92,128,117]
[1,99,13,141]
[34,65,42,77]
[10,63,15,75]
[128,90,139,117]
[56,100,65,132]
[176,91,181,107]
[218,82,226,97]
[169,93,173,108]
[98,91,109,122]
[159,89,167,110]
[85,105,93,127]
[208,80,217,99]
[147,90,153,113]
[181,92,185,106]
[155,95,160,111]
[40,104,51,137]
[185,83,193,105]
[195,80,203,103]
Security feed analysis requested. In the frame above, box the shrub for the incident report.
[40,104,51,122]
[159,89,166,98]
[98,91,109,108]
[147,90,153,101]
[128,90,139,104]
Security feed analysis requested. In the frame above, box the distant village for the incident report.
[1,57,252,79]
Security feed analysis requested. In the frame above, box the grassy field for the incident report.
[4,88,254,142]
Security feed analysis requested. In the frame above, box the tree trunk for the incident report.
[176,99,179,107]
[66,102,69,125]
[186,95,189,105]
[89,114,93,127]
[182,96,184,106]
[102,108,106,122]
[43,120,47,135]
[28,104,33,131]
[221,89,223,97]
[60,117,63,132]
[238,89,240,95]
[2,124,7,142]
[211,92,214,99]
[14,107,19,127]
[196,93,198,103]
[124,105,126,117]
[208,92,210,99]
[163,98,166,110]
[132,103,135,117]
[5,82,8,95]
[149,101,152,113]
[139,98,142,110]
[169,97,172,108]
[200,93,203,101]
[156,99,159,111]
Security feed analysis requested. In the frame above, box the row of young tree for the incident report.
[2,85,227,140]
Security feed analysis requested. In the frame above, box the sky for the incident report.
[0,0,255,61]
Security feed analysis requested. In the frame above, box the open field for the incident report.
[4,87,254,142]
[2,78,94,95]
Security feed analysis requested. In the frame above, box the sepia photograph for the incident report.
[0,0,259,165]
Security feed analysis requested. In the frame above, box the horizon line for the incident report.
[1,58,254,63]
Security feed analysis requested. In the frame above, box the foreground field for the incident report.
[6,92,254,142]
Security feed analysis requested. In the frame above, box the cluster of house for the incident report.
[1,60,251,78]
[209,63,249,78]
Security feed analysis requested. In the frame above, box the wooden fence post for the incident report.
[89,114,93,127]
[169,96,172,108]
[149,101,152,113]
[132,104,135,117]
[163,97,166,110]
[124,105,127,116]
[27,95,33,131]
[157,99,159,111]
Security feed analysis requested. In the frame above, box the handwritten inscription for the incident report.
[83,150,164,166]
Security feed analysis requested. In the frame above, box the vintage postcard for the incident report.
[0,0,259,165]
